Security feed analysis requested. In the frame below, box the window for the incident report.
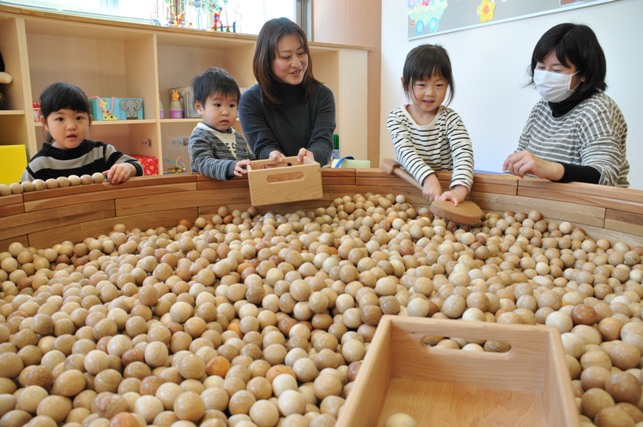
[1,0,296,35]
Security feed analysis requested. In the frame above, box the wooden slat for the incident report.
[603,209,643,238]
[24,182,197,212]
[518,181,643,215]
[1,200,115,241]
[195,175,250,190]
[115,188,253,216]
[28,207,198,249]
[472,173,519,196]
[322,168,357,185]
[519,177,643,204]
[21,174,196,202]
[575,224,643,247]
[0,235,28,252]
[0,194,24,217]
[469,193,606,228]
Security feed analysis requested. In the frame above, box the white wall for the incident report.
[380,0,643,189]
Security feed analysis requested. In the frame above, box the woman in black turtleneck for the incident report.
[502,23,629,187]
[238,17,335,166]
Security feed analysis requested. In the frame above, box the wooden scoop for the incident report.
[380,158,484,225]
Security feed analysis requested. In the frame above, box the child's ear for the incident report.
[194,101,203,114]
[39,115,47,129]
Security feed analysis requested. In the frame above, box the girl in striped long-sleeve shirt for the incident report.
[503,23,629,187]
[387,44,474,206]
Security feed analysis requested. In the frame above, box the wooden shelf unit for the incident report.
[0,4,369,176]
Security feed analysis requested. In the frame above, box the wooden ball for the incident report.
[92,172,106,183]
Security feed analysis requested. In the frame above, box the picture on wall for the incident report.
[408,0,618,40]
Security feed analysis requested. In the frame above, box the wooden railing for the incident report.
[1,170,641,251]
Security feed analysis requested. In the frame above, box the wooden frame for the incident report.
[1,170,641,251]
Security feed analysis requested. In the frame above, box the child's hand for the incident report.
[269,150,285,163]
[104,163,135,184]
[422,174,442,203]
[438,185,469,206]
[234,159,252,177]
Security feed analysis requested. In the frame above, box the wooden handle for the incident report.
[380,158,423,191]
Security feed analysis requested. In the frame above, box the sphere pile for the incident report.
[0,193,641,427]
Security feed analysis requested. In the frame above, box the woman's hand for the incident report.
[234,159,252,177]
[503,150,564,181]
[105,163,136,184]
[269,150,285,163]
[422,174,442,203]
[438,185,468,206]
[297,148,314,163]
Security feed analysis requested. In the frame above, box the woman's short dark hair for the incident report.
[529,23,607,100]
[191,67,241,107]
[40,82,91,120]
[253,17,319,105]
[401,44,455,105]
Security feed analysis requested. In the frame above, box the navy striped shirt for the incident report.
[21,139,143,182]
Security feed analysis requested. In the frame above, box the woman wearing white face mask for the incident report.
[503,23,629,187]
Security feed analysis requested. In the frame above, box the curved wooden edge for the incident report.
[0,170,641,250]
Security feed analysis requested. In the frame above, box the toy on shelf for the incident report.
[163,157,187,174]
[169,89,183,118]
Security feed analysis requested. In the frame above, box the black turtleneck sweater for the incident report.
[238,80,335,165]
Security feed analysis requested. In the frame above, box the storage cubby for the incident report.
[0,4,368,181]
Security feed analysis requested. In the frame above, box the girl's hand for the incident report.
[438,185,468,206]
[297,148,314,163]
[503,150,564,181]
[422,174,442,203]
[104,163,135,184]
[269,150,285,163]
[234,159,252,177]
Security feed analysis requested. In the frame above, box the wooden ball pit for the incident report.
[0,169,642,427]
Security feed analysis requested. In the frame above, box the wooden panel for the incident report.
[576,224,643,247]
[469,193,606,228]
[115,188,253,216]
[0,194,24,217]
[472,173,518,196]
[28,208,197,249]
[24,182,196,212]
[0,235,28,252]
[195,175,250,190]
[312,0,382,164]
[1,200,115,241]
[604,209,643,238]
[321,169,356,185]
[519,177,643,204]
[518,179,643,215]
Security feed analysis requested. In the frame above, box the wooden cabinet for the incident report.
[0,5,368,178]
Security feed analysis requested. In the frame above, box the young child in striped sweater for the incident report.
[21,82,142,183]
[387,44,474,207]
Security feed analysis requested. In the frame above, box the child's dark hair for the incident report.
[191,67,241,107]
[40,82,91,119]
[529,23,606,102]
[402,44,454,105]
[39,82,91,143]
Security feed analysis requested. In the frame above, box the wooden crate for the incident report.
[338,316,578,427]
[247,156,322,206]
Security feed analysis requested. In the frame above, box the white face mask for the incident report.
[533,69,579,103]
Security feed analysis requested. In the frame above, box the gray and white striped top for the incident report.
[387,105,474,191]
[517,91,629,187]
